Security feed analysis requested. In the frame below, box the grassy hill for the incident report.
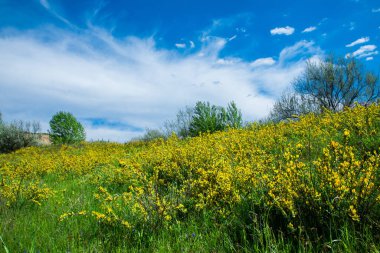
[1,104,380,252]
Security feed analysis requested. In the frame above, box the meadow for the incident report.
[1,104,380,252]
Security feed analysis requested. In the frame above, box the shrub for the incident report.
[49,111,86,144]
[189,101,226,136]
[139,128,166,142]
[164,101,243,138]
[0,119,41,153]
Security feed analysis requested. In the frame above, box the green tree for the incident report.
[49,111,86,144]
[226,101,243,128]
[189,101,227,136]
[164,101,243,137]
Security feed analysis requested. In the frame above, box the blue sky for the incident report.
[0,0,379,141]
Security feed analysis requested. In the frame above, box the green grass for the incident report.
[1,154,380,252]
[2,174,379,253]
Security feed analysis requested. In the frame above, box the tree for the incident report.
[268,92,320,122]
[49,112,85,144]
[189,101,227,136]
[163,106,194,138]
[294,55,379,112]
[163,101,243,138]
[226,101,243,128]
[270,56,380,121]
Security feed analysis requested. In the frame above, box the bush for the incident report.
[137,128,166,142]
[0,119,41,153]
[49,112,86,144]
[165,101,243,138]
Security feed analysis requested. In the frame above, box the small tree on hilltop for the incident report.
[49,111,86,144]
[189,101,227,136]
[269,55,380,121]
[294,55,379,112]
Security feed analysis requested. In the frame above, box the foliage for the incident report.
[164,101,243,138]
[271,56,380,121]
[0,120,41,153]
[138,128,166,142]
[189,101,227,136]
[164,106,194,138]
[225,101,243,128]
[295,55,379,111]
[2,104,380,251]
[49,111,86,144]
[269,92,321,122]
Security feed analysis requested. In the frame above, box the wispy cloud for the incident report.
[366,56,374,61]
[346,37,370,47]
[372,8,380,13]
[228,35,237,41]
[175,43,186,49]
[270,26,295,36]
[39,0,76,29]
[302,26,316,33]
[346,45,378,58]
[0,27,322,141]
[250,57,276,67]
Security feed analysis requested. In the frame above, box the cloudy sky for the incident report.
[0,0,379,141]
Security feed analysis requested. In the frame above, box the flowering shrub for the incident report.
[1,104,380,241]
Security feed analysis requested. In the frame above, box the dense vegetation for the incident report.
[1,104,380,252]
[0,113,41,154]
[49,111,86,144]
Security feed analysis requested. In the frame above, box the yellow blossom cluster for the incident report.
[1,103,380,233]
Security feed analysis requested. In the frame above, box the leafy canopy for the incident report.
[49,111,86,144]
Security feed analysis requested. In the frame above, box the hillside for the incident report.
[1,104,380,252]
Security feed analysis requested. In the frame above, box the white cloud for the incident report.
[346,37,370,47]
[278,40,322,63]
[366,56,374,61]
[250,57,276,67]
[175,43,186,49]
[346,45,378,58]
[372,8,380,13]
[302,26,316,33]
[0,28,322,141]
[270,26,295,36]
[228,35,237,41]
[189,40,195,48]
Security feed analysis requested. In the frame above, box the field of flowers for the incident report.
[1,104,380,252]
